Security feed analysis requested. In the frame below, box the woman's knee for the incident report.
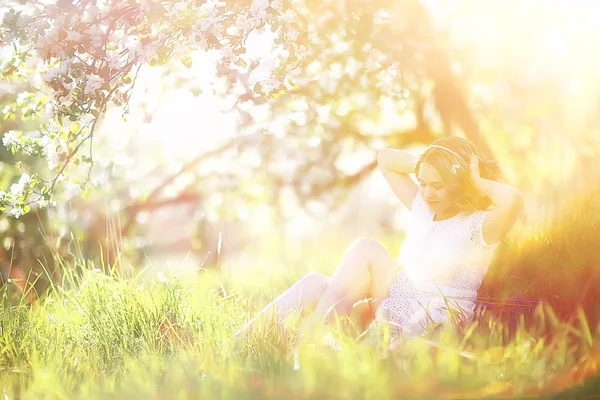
[347,237,385,258]
[295,272,330,296]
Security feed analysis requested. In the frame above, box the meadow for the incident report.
[1,182,600,400]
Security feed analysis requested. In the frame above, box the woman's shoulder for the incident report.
[464,206,500,248]
[409,191,431,219]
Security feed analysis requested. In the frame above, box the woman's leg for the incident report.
[231,237,401,341]
[232,272,330,338]
[299,237,401,334]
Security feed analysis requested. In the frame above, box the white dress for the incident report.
[362,191,500,342]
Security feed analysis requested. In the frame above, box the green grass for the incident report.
[1,257,599,400]
[2,182,600,399]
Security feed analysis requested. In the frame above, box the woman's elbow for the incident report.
[511,191,525,216]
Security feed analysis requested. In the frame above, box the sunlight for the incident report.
[96,29,275,176]
[3,0,600,398]
[542,29,566,56]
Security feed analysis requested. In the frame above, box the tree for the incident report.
[0,0,309,216]
[99,0,499,235]
[1,0,498,278]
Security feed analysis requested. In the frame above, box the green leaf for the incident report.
[235,58,247,68]
[181,56,193,69]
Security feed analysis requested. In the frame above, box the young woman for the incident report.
[231,136,524,346]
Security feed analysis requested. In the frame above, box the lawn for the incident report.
[1,189,600,399]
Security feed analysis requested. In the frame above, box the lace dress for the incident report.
[361,192,500,344]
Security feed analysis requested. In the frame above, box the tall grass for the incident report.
[1,173,600,399]
[1,252,599,399]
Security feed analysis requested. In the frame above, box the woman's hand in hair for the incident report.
[469,154,482,186]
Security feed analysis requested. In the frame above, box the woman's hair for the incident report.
[415,137,502,212]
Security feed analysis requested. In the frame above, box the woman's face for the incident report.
[417,162,460,218]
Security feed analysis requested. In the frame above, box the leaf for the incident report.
[235,58,247,68]
[180,56,193,69]
[286,77,301,91]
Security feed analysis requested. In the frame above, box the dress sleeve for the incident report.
[469,209,499,248]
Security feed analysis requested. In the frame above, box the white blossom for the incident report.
[84,74,104,94]
[42,61,70,83]
[65,30,82,42]
[105,52,123,70]
[58,95,74,107]
[271,0,283,10]
[10,173,31,197]
[174,1,188,13]
[250,0,269,17]
[280,10,296,24]
[220,47,239,65]
[39,134,63,171]
[199,0,224,16]
[260,77,279,93]
[10,207,23,218]
[196,14,220,32]
[86,5,100,20]
[65,181,82,198]
[42,69,58,83]
[286,29,299,41]
[16,91,31,104]
[235,13,256,32]
[89,25,104,48]
[2,130,20,148]
[44,102,56,121]
[34,34,47,51]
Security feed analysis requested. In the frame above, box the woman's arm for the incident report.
[473,177,524,211]
[377,148,418,174]
[470,155,524,245]
[377,148,418,210]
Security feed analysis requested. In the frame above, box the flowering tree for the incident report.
[1,0,503,281]
[170,0,496,214]
[0,0,308,217]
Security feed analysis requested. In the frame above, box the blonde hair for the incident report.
[416,137,501,212]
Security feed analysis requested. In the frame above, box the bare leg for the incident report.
[230,272,330,340]
[299,237,401,336]
[228,237,401,344]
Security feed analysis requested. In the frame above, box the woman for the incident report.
[231,136,524,347]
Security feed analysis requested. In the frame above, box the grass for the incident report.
[0,254,599,399]
[1,180,600,399]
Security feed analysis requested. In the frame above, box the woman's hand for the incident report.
[469,154,483,189]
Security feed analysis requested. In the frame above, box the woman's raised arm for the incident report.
[377,148,418,211]
[469,155,524,245]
